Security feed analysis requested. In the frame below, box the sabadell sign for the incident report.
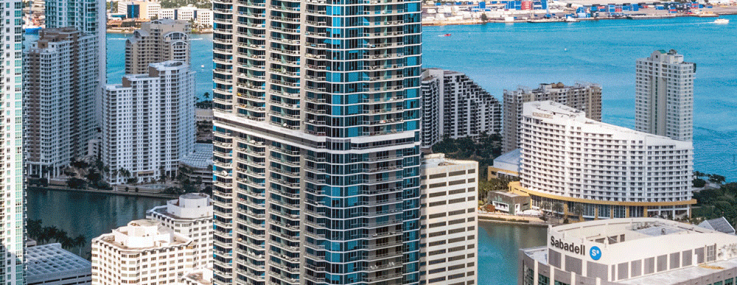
[550,237,602,260]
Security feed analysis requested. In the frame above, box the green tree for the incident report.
[572,204,585,221]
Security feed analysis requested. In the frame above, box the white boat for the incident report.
[714,18,729,24]
[565,16,578,22]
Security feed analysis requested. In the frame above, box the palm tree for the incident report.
[203,92,210,100]
[73,235,86,255]
[27,219,43,240]
[539,201,552,217]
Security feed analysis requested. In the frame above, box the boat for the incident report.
[714,18,729,24]
[438,33,451,37]
[565,16,578,22]
[527,18,560,23]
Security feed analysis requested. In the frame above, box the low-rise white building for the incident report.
[147,193,213,268]
[521,218,737,285]
[420,153,478,285]
[103,61,196,184]
[157,6,213,26]
[27,243,92,285]
[91,220,194,285]
[179,267,213,285]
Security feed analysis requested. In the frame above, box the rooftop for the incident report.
[422,153,477,169]
[698,217,736,235]
[27,243,91,284]
[180,143,213,169]
[493,149,521,168]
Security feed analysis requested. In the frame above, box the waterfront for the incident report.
[27,189,546,284]
[27,188,167,255]
[423,15,737,180]
[102,15,737,180]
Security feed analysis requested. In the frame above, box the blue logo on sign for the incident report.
[590,246,602,260]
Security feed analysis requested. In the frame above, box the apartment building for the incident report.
[46,0,106,125]
[91,220,194,285]
[103,61,195,184]
[0,0,26,282]
[125,19,191,74]
[421,68,502,148]
[147,193,213,268]
[25,27,97,178]
[158,7,213,26]
[635,49,695,141]
[502,82,602,153]
[211,0,424,282]
[420,154,478,285]
[521,218,737,285]
[510,101,694,219]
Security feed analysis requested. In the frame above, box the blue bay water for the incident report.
[107,16,737,180]
[422,15,737,181]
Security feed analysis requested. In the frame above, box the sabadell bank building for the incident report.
[520,218,737,285]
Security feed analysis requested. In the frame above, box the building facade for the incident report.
[125,19,191,74]
[502,82,602,153]
[511,101,694,220]
[103,61,195,184]
[635,49,695,141]
[117,0,161,20]
[158,7,214,27]
[91,220,194,285]
[211,0,423,283]
[420,154,478,285]
[520,218,737,285]
[147,193,213,268]
[25,28,97,178]
[1,0,26,283]
[26,243,92,285]
[45,0,107,126]
[420,68,502,148]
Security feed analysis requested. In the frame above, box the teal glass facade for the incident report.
[212,0,422,282]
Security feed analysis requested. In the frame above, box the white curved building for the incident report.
[510,101,694,219]
[125,19,191,75]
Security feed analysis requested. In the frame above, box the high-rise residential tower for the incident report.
[25,28,97,178]
[125,19,191,74]
[103,61,196,184]
[420,68,501,149]
[510,101,694,219]
[211,0,423,283]
[502,82,602,153]
[2,0,25,282]
[45,0,107,124]
[635,49,695,141]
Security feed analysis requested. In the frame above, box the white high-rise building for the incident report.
[125,19,191,74]
[25,28,98,178]
[502,82,602,153]
[45,0,107,126]
[635,49,695,141]
[91,220,194,285]
[420,68,502,148]
[211,0,424,282]
[147,193,213,268]
[1,0,26,283]
[420,154,478,285]
[510,101,694,219]
[103,61,195,184]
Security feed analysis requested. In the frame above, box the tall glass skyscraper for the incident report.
[211,0,423,282]
[1,0,26,283]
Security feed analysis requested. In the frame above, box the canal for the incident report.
[28,189,548,284]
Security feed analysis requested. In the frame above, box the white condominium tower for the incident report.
[103,61,195,184]
[25,28,97,178]
[510,101,694,219]
[420,68,501,148]
[420,154,478,285]
[211,0,423,282]
[0,0,25,283]
[91,220,195,285]
[502,82,602,153]
[126,19,191,74]
[147,193,214,268]
[635,49,695,141]
[45,0,107,123]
